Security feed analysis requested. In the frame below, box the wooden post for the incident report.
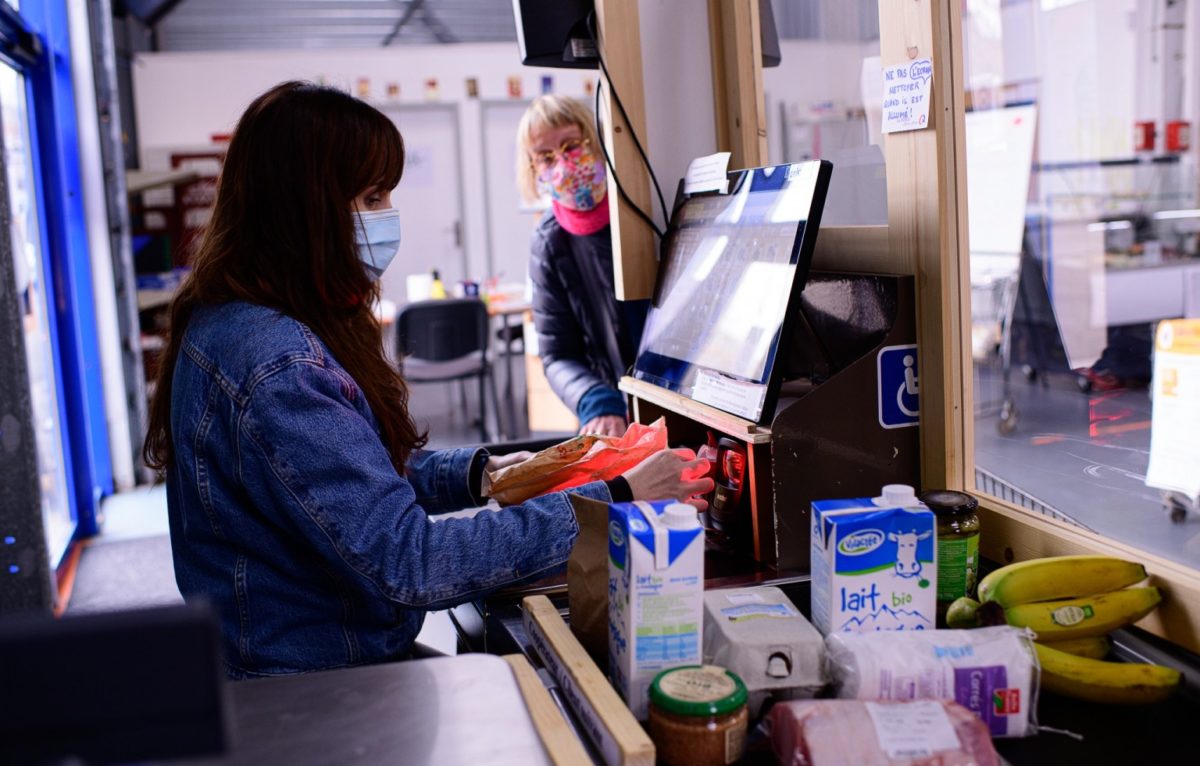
[878,0,973,490]
[595,0,658,301]
[708,0,768,169]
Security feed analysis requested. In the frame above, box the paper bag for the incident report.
[487,418,668,506]
[567,494,612,664]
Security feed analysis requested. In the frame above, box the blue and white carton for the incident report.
[810,484,936,635]
[608,500,705,720]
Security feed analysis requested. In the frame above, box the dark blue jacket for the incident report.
[166,301,611,677]
[528,213,647,423]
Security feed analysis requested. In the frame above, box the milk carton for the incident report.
[608,500,705,720]
[810,485,936,635]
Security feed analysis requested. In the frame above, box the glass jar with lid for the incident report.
[920,489,981,624]
[647,665,748,766]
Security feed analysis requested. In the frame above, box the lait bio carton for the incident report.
[810,485,937,635]
[608,500,705,720]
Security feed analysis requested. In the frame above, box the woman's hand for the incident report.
[485,451,534,473]
[579,415,627,437]
[623,449,714,512]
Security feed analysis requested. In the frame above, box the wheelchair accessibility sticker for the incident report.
[877,344,919,429]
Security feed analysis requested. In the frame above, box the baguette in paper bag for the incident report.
[486,418,668,505]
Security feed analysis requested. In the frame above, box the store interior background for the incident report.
[26,1,1200,622]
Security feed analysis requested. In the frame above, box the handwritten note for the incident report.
[882,58,933,134]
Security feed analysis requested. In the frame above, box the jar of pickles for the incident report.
[647,665,748,766]
[920,489,981,625]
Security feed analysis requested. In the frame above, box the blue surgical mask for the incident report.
[354,208,401,278]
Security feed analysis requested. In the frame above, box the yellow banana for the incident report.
[1035,643,1181,704]
[978,556,1147,607]
[1004,587,1161,641]
[1037,635,1110,660]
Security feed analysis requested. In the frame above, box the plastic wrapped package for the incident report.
[768,699,1002,766]
[825,626,1038,737]
[702,587,825,716]
[486,418,668,505]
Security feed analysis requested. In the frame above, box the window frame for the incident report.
[882,0,1200,655]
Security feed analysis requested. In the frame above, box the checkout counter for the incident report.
[176,569,1200,765]
[9,158,1200,765]
[451,572,1200,765]
[153,158,1200,764]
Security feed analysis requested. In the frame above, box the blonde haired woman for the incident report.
[517,95,648,437]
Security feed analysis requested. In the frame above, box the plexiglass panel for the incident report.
[765,0,887,226]
[963,0,1200,569]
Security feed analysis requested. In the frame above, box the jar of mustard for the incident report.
[647,665,748,766]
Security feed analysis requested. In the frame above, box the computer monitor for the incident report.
[512,0,599,69]
[633,160,832,424]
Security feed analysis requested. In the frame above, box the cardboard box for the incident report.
[703,586,825,716]
[525,348,578,434]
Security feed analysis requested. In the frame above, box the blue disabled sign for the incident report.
[877,344,919,429]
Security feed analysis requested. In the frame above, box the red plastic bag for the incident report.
[486,418,669,505]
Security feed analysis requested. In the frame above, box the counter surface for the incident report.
[182,654,550,766]
[477,576,1200,765]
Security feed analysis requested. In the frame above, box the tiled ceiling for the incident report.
[155,0,520,51]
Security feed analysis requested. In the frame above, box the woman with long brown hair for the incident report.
[144,82,710,678]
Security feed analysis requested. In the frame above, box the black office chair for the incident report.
[396,298,503,442]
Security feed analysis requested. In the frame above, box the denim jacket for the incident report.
[167,301,610,678]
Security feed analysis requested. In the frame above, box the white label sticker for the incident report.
[864,702,960,759]
[692,369,767,421]
[881,59,933,134]
[725,592,765,606]
[720,603,798,622]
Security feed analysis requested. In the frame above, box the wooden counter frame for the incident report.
[599,1,1200,653]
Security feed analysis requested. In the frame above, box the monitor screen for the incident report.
[512,0,599,69]
[633,161,832,423]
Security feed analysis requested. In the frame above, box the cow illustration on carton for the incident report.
[889,529,932,578]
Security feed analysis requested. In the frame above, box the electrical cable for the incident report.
[593,47,669,224]
[585,13,670,236]
[593,78,665,239]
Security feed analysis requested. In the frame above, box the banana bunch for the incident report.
[946,555,1182,704]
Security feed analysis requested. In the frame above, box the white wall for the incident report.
[132,43,596,287]
[763,39,875,164]
[638,0,718,225]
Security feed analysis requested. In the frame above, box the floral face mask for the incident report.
[533,137,607,211]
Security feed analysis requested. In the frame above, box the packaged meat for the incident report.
[825,626,1038,737]
[769,699,1001,766]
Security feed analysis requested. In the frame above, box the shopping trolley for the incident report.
[971,253,1022,434]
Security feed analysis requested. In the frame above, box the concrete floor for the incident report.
[974,365,1200,570]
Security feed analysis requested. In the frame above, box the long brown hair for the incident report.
[144,81,426,475]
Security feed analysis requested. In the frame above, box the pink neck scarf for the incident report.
[552,195,610,236]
